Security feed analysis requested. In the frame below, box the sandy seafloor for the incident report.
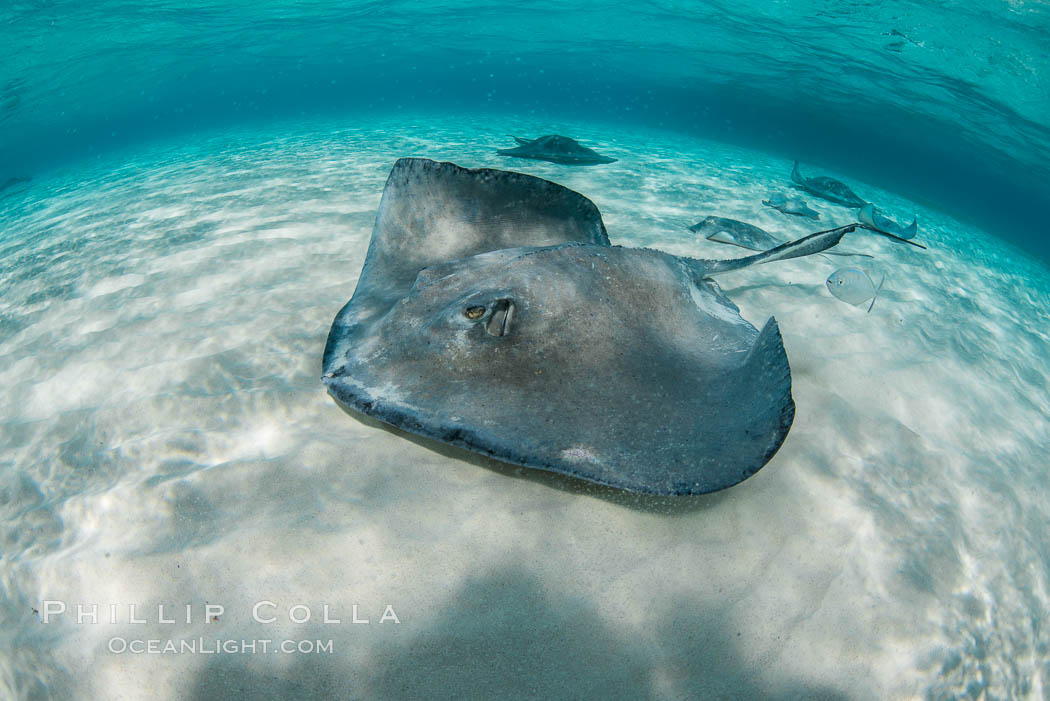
[2,114,1049,700]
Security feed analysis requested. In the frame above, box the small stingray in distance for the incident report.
[322,159,919,495]
[791,161,868,208]
[763,192,821,220]
[860,203,917,240]
[0,176,31,198]
[497,135,616,165]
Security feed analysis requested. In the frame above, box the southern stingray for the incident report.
[859,203,917,240]
[791,161,868,208]
[322,158,920,495]
[763,192,821,220]
[497,135,616,165]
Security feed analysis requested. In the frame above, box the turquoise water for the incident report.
[3,1,1050,260]
[2,4,1050,700]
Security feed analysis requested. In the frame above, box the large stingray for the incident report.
[323,159,890,495]
[791,161,868,208]
[497,135,616,166]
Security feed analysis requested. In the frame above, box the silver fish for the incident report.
[826,267,884,312]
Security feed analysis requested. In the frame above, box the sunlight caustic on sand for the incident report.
[1,116,1048,699]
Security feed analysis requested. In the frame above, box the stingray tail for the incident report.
[697,221,924,277]
[823,249,874,259]
[856,222,926,249]
[700,224,859,275]
[867,275,885,313]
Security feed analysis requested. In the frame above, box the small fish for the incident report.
[762,192,821,220]
[826,267,884,312]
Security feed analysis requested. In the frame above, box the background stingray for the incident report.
[791,161,868,208]
[497,134,616,165]
[689,215,872,258]
[763,192,820,219]
[860,203,917,239]
[0,175,31,198]
[323,158,867,495]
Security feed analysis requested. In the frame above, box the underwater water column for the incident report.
[2,2,1049,699]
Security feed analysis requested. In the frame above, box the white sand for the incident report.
[1,115,1048,699]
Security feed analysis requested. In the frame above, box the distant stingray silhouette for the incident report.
[497,135,616,165]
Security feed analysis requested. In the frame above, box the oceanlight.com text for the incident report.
[107,637,335,655]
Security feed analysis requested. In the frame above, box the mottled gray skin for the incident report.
[791,161,868,208]
[763,192,821,220]
[323,159,853,495]
[497,135,616,166]
[689,216,782,250]
[859,203,917,240]
[322,158,610,377]
[689,215,872,259]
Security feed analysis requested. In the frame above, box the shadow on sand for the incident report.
[188,566,849,700]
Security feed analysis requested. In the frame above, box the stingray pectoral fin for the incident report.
[791,161,806,186]
[510,135,533,145]
[706,230,738,246]
[699,224,857,275]
[858,203,876,227]
[903,218,918,239]
[742,318,789,382]
[738,317,794,464]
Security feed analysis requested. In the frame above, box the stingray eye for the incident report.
[837,279,844,286]
[464,306,486,320]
